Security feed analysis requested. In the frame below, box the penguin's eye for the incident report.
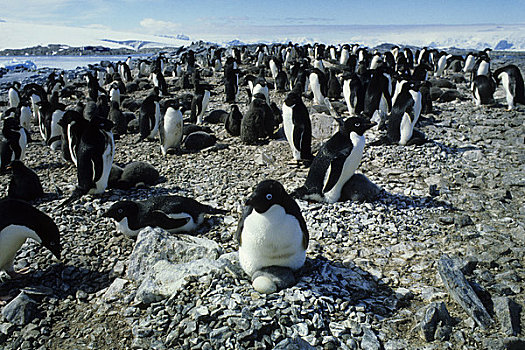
[355,122,360,127]
[118,209,123,214]
[266,194,273,200]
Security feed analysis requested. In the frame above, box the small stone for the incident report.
[493,297,522,336]
[360,328,381,350]
[273,336,316,349]
[1,292,37,326]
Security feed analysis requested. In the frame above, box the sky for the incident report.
[3,0,525,39]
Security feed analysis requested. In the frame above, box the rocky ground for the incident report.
[0,49,523,350]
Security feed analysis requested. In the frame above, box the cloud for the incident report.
[140,18,181,35]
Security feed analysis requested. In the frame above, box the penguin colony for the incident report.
[0,44,523,296]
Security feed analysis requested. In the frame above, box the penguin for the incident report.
[160,105,184,156]
[103,195,226,237]
[139,91,162,141]
[108,161,160,190]
[7,160,44,201]
[463,52,476,73]
[151,69,168,96]
[343,73,365,116]
[57,110,88,165]
[369,52,382,70]
[190,81,211,125]
[282,87,313,162]
[235,179,308,292]
[309,68,327,105]
[363,68,392,124]
[386,80,423,145]
[340,44,350,65]
[85,71,106,100]
[109,83,121,106]
[119,60,132,82]
[327,69,342,99]
[0,117,27,172]
[224,104,243,137]
[108,101,127,139]
[492,64,525,110]
[471,75,494,106]
[476,57,490,78]
[0,198,60,277]
[224,57,239,103]
[293,116,375,203]
[8,82,21,108]
[240,94,275,145]
[249,71,270,106]
[18,102,32,133]
[269,57,280,91]
[22,83,46,124]
[47,108,65,151]
[59,116,114,207]
[434,52,448,77]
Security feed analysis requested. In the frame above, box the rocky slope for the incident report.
[0,51,523,350]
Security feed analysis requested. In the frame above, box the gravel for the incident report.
[0,47,524,349]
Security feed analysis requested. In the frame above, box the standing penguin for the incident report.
[463,52,476,74]
[108,101,127,139]
[57,110,89,166]
[0,117,27,172]
[236,179,308,293]
[139,91,161,141]
[293,116,375,203]
[327,69,342,99]
[109,82,121,106]
[309,68,327,105]
[385,81,424,145]
[282,87,313,162]
[343,73,365,116]
[240,94,275,145]
[224,57,239,103]
[363,67,392,124]
[493,64,525,110]
[7,160,44,201]
[160,104,184,156]
[190,79,211,125]
[8,82,21,108]
[60,116,114,207]
[471,75,494,106]
[0,198,60,277]
[225,104,243,137]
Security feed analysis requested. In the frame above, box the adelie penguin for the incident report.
[293,116,375,203]
[282,86,313,163]
[8,82,21,108]
[471,75,494,106]
[190,80,211,125]
[139,90,162,141]
[343,73,365,116]
[160,103,184,156]
[7,160,44,202]
[103,195,226,237]
[225,104,243,137]
[57,110,89,166]
[240,93,276,145]
[492,64,525,110]
[59,116,114,207]
[0,198,60,279]
[236,179,308,294]
[0,117,27,172]
[224,57,239,103]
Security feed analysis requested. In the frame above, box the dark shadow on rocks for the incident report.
[430,140,482,155]
[0,263,112,302]
[376,189,453,210]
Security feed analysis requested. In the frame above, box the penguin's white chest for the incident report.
[0,225,41,271]
[239,205,305,276]
[323,132,365,203]
[161,109,183,154]
[116,218,140,237]
[91,131,114,194]
[282,104,301,160]
[499,72,515,109]
[50,110,65,150]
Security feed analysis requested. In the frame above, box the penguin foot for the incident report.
[252,276,277,294]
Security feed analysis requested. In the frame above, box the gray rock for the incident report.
[1,292,37,326]
[310,113,338,140]
[127,227,221,281]
[135,258,227,304]
[419,301,453,342]
[103,278,129,303]
[438,254,493,329]
[360,328,381,350]
[273,336,316,350]
[494,297,522,336]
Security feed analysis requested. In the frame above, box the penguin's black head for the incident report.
[284,90,302,107]
[6,160,26,173]
[342,116,376,136]
[246,179,287,214]
[103,201,139,221]
[39,216,61,260]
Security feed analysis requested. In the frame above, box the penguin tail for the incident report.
[57,187,85,209]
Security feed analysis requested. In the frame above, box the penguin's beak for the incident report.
[363,121,377,130]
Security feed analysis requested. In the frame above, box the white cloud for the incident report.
[140,18,180,35]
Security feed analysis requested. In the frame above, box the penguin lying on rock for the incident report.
[108,161,160,190]
[236,180,308,294]
[103,195,227,237]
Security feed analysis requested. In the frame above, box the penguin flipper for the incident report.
[322,149,350,193]
[148,211,191,230]
[235,205,254,246]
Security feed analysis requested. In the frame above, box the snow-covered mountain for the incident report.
[1,19,524,51]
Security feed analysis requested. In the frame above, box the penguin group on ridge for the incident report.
[0,41,524,295]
